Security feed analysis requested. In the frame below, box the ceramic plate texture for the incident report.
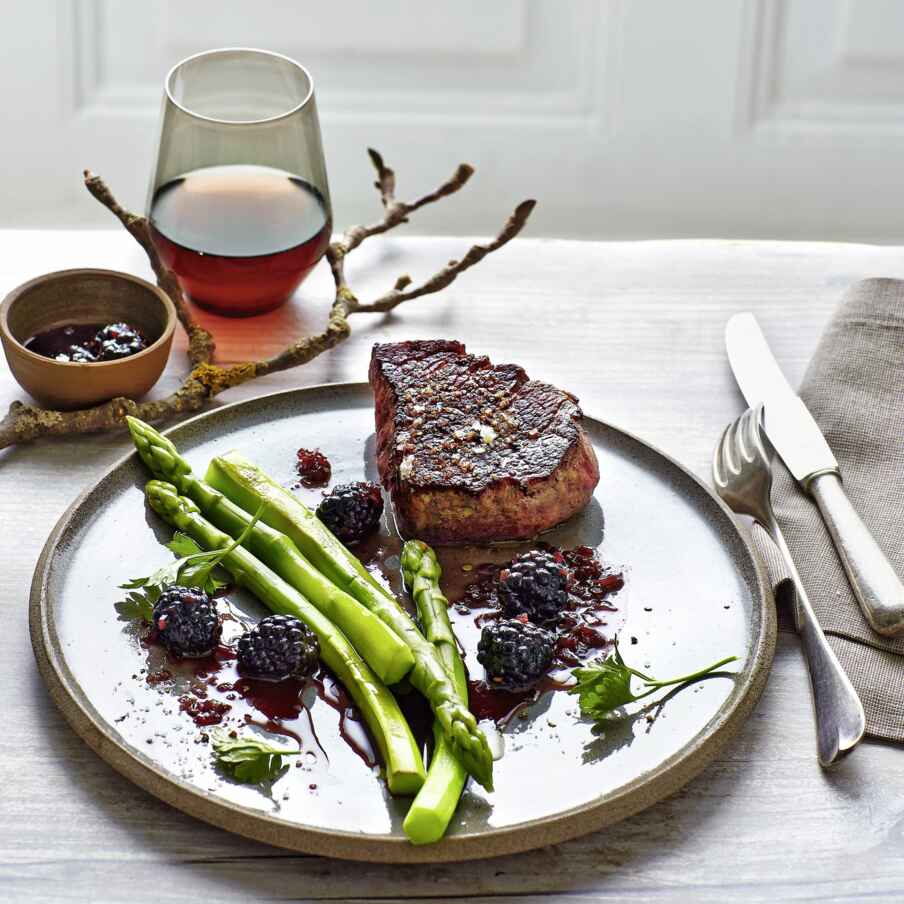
[30,383,774,862]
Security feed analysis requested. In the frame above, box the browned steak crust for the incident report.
[369,340,600,544]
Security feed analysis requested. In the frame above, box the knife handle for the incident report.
[809,473,904,637]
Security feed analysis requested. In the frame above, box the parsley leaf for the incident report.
[570,645,639,719]
[115,505,264,623]
[570,642,739,722]
[165,532,228,595]
[211,730,299,784]
[165,531,204,558]
[114,591,155,623]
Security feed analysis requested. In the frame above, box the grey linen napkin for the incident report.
[751,277,904,743]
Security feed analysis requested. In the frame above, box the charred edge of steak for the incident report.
[370,340,588,494]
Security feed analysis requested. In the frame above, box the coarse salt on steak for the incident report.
[369,340,600,545]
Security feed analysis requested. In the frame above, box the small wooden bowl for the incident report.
[0,268,176,410]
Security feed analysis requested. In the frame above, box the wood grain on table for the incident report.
[2,232,903,903]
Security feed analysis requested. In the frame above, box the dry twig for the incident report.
[0,149,535,451]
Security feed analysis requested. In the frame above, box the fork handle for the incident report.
[795,592,866,767]
[769,524,865,767]
[809,473,904,637]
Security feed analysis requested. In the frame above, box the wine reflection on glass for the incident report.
[147,48,332,317]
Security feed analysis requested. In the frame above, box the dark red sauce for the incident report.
[232,676,306,722]
[146,668,172,685]
[295,448,332,488]
[179,695,232,727]
[468,680,538,725]
[466,673,575,727]
[25,321,148,363]
[314,672,378,767]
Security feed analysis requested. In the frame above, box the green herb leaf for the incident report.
[165,531,204,558]
[570,643,739,722]
[116,550,219,622]
[166,532,229,595]
[179,562,228,595]
[570,645,638,720]
[114,591,155,623]
[115,504,265,622]
[211,730,299,784]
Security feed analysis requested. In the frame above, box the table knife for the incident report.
[726,312,904,637]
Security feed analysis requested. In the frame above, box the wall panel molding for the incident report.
[66,0,614,132]
[739,0,904,138]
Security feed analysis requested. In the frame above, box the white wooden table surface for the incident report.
[3,231,904,904]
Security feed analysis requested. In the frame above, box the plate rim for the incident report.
[29,381,776,863]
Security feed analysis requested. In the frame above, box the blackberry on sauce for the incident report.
[95,322,148,359]
[151,586,222,659]
[316,482,384,545]
[477,618,555,691]
[499,549,570,624]
[237,614,320,683]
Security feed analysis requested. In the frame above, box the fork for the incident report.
[713,405,865,767]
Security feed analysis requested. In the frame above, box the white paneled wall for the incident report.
[3,0,904,241]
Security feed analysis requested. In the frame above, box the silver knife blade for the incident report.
[725,312,839,484]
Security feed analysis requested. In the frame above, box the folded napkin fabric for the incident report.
[750,278,904,742]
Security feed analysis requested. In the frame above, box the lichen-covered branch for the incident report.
[0,151,534,451]
[353,199,536,314]
[338,149,475,255]
[82,172,216,368]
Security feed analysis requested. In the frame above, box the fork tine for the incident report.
[716,421,734,484]
[737,407,757,464]
[723,413,743,477]
[748,403,771,464]
[741,405,758,462]
[712,423,731,487]
[739,403,765,466]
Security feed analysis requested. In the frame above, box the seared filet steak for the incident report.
[369,340,600,544]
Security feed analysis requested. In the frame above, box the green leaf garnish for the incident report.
[211,730,299,784]
[165,530,206,558]
[570,642,738,722]
[116,504,265,623]
[165,532,229,594]
[114,591,155,623]
[570,645,638,717]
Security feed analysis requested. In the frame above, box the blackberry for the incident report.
[237,614,319,682]
[65,344,99,363]
[96,322,147,360]
[498,550,570,624]
[477,619,555,691]
[316,481,384,544]
[152,586,221,658]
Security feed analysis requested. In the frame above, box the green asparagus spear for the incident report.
[400,540,469,845]
[126,417,414,685]
[206,451,495,791]
[144,480,426,796]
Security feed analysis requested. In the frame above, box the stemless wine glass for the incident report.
[147,48,332,316]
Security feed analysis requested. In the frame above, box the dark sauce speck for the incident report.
[295,448,332,487]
